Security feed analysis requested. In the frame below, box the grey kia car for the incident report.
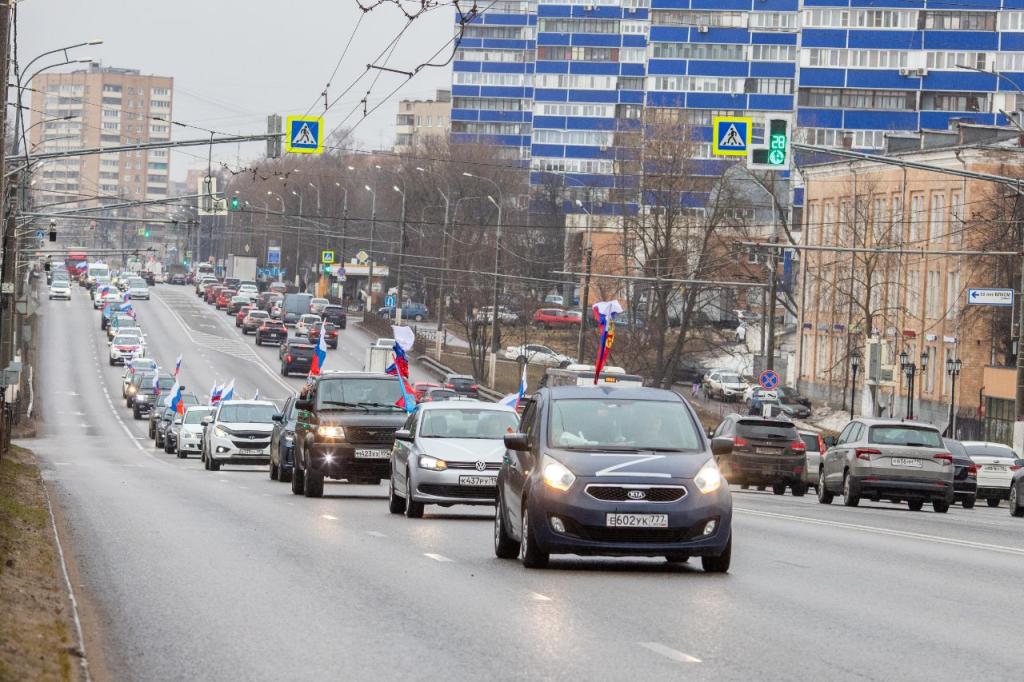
[817,418,954,512]
[388,402,520,518]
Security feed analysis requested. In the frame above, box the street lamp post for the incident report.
[918,350,929,421]
[574,198,593,363]
[291,190,304,289]
[308,181,322,263]
[364,185,377,312]
[267,191,285,281]
[946,357,963,437]
[850,353,860,420]
[463,172,504,387]
[900,351,916,420]
[392,183,408,325]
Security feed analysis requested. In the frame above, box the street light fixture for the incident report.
[462,172,504,385]
[945,357,963,437]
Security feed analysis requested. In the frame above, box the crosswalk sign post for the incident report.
[712,116,752,157]
[321,250,335,264]
[285,115,324,155]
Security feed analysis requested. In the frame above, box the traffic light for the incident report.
[229,197,241,211]
[144,227,151,238]
[748,115,792,171]
[48,219,56,242]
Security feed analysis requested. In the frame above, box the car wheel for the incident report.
[791,482,808,497]
[203,453,210,470]
[255,337,261,346]
[132,406,141,420]
[405,473,424,518]
[148,423,155,439]
[270,460,279,481]
[388,473,406,514]
[163,438,174,454]
[155,433,164,448]
[304,469,324,498]
[987,497,1001,508]
[519,504,548,568]
[841,471,860,507]
[279,464,292,483]
[280,366,288,376]
[1009,485,1024,517]
[516,355,527,364]
[291,465,305,495]
[208,458,220,472]
[701,536,731,573]
[414,315,424,322]
[176,448,186,460]
[772,482,786,496]
[907,499,924,511]
[815,471,831,501]
[932,499,950,514]
[739,483,749,490]
[756,485,765,492]
[961,496,976,509]
[493,494,518,559]
[664,553,690,564]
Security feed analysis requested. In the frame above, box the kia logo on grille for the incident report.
[475,461,486,471]
[626,489,646,500]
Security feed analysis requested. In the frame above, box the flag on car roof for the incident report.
[308,321,328,379]
[253,388,260,401]
[210,381,222,405]
[173,354,182,378]
[592,300,623,385]
[389,326,416,412]
[169,381,184,415]
[221,379,235,402]
[498,362,528,410]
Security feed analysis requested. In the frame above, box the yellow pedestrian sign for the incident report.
[285,115,324,155]
[321,250,335,264]
[712,116,752,157]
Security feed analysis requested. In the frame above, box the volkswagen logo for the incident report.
[626,489,646,500]
[475,461,487,472]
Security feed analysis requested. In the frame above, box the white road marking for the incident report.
[639,642,702,664]
[54,462,74,466]
[424,553,452,562]
[529,592,552,602]
[365,530,387,538]
[736,507,1024,557]
[321,514,339,521]
[237,486,248,490]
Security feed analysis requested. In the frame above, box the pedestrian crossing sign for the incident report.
[711,116,752,157]
[285,115,324,155]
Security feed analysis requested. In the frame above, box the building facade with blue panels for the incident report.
[453,1,1024,205]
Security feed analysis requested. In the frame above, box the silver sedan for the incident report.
[388,402,520,518]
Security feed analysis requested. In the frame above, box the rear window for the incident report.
[868,426,942,448]
[289,345,314,357]
[800,433,821,452]
[736,419,798,441]
[963,444,1017,460]
[449,377,474,387]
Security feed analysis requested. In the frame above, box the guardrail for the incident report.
[416,355,503,402]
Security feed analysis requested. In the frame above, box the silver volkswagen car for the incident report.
[388,402,520,518]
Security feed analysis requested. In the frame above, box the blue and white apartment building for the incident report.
[452,0,1024,209]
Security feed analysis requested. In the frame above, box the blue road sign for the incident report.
[267,246,281,265]
[967,288,1013,307]
[285,115,323,155]
[384,295,397,308]
[758,370,779,390]
[712,116,752,157]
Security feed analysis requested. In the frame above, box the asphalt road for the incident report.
[28,284,1024,681]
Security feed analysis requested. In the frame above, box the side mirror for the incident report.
[394,429,413,442]
[711,437,734,456]
[823,436,837,448]
[174,418,183,425]
[201,415,213,425]
[296,398,314,411]
[504,432,529,451]
[272,413,284,422]
[707,428,715,439]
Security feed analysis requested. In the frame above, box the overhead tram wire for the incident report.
[303,12,366,116]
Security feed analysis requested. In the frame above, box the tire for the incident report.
[1009,485,1024,517]
[279,465,292,483]
[791,482,808,497]
[961,496,976,509]
[817,471,834,504]
[291,465,305,495]
[405,473,424,518]
[108,357,115,366]
[132,407,141,420]
[270,460,279,481]
[987,497,1001,508]
[304,469,324,498]
[388,473,406,514]
[772,482,786,496]
[932,499,950,513]
[255,337,261,346]
[701,536,731,573]
[740,483,749,490]
[148,422,155,439]
[208,458,220,472]
[664,553,690,564]
[203,453,210,470]
[519,505,549,568]
[841,471,860,507]
[907,499,924,511]
[155,433,164,449]
[756,485,766,492]
[280,365,288,376]
[176,449,186,460]
[493,494,518,559]
[163,438,174,454]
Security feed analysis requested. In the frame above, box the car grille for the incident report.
[418,484,497,500]
[231,439,270,449]
[562,518,710,544]
[446,461,501,471]
[345,426,396,445]
[584,485,687,503]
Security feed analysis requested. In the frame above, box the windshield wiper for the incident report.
[357,402,404,411]
[320,400,368,411]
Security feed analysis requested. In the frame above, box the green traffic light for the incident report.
[230,197,241,211]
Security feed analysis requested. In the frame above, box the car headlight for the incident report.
[127,386,137,395]
[694,458,723,495]
[419,456,448,471]
[136,394,148,402]
[541,456,575,492]
[316,425,344,439]
[214,426,229,438]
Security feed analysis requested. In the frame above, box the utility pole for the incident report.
[574,198,593,363]
[364,185,377,312]
[435,189,450,347]
[393,184,407,325]
[0,3,15,369]
[488,196,503,387]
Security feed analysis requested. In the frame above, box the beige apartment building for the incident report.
[798,126,1021,440]
[29,64,173,214]
[394,89,451,152]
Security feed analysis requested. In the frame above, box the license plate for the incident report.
[891,457,922,468]
[354,449,389,459]
[983,465,1006,471]
[239,448,264,455]
[458,475,496,487]
[606,513,668,528]
[755,447,777,455]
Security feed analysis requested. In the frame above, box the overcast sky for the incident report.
[19,0,452,181]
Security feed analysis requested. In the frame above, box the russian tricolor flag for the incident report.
[169,381,184,415]
[308,321,328,379]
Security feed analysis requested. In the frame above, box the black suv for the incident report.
[133,374,176,420]
[279,340,315,376]
[321,304,347,329]
[711,413,807,495]
[290,372,408,497]
[442,373,479,398]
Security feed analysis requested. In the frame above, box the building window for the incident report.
[946,270,960,320]
[926,270,940,318]
[748,12,798,29]
[909,194,924,242]
[920,11,996,31]
[928,193,946,243]
[906,269,921,318]
[750,45,796,61]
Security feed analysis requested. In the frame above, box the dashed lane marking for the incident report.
[639,642,702,664]
[424,553,452,562]
[365,531,387,538]
[321,514,339,521]
[529,592,552,602]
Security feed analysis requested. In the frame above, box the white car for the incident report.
[201,400,279,471]
[127,278,150,300]
[706,370,749,401]
[295,313,322,338]
[174,406,215,459]
[962,441,1020,507]
[94,288,122,310]
[109,333,145,365]
[48,280,71,300]
[310,297,330,315]
[502,343,573,367]
[238,284,258,295]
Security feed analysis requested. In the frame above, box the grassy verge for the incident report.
[0,446,79,681]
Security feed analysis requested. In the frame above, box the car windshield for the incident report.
[737,419,798,440]
[217,404,277,423]
[548,399,701,451]
[317,378,403,409]
[720,373,741,383]
[113,335,139,345]
[129,279,146,287]
[184,408,214,424]
[132,372,156,386]
[420,409,519,439]
[868,425,942,447]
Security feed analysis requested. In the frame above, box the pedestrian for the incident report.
[691,381,700,399]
